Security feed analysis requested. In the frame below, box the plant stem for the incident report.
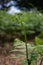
[20,19,31,65]
[40,56,43,65]
[24,30,31,65]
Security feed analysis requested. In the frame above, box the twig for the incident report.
[40,56,43,65]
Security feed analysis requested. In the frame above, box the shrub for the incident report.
[0,11,43,36]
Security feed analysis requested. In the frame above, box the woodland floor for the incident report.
[0,35,43,65]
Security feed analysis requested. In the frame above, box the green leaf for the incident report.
[34,45,43,54]
[35,37,43,45]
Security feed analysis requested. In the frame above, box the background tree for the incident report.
[17,0,43,10]
[0,0,43,11]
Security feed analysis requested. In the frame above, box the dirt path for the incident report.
[0,53,43,65]
[0,52,26,65]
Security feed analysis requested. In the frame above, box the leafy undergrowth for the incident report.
[0,11,43,36]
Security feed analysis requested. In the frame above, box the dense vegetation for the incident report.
[0,11,43,36]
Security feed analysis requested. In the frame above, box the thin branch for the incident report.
[40,56,43,65]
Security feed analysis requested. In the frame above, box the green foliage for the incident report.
[30,37,43,65]
[0,11,43,36]
[35,37,43,45]
[38,32,43,38]
[10,38,43,65]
